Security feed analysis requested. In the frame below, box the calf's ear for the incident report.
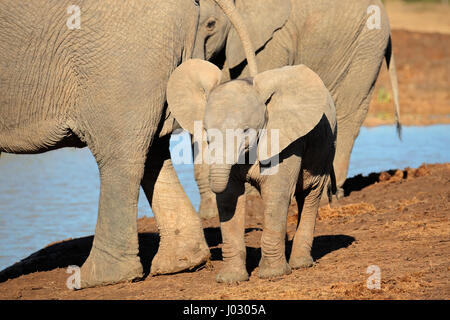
[167,59,222,135]
[253,65,333,161]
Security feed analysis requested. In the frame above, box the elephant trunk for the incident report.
[193,32,205,60]
[214,0,258,76]
[209,164,232,194]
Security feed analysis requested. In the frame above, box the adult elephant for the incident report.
[193,0,401,218]
[0,0,257,288]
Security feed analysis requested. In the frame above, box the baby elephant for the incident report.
[167,59,336,283]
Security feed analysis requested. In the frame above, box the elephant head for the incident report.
[193,0,291,70]
[167,59,332,193]
[204,0,259,76]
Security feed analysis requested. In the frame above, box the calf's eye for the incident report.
[206,19,216,31]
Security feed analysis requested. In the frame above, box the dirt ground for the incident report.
[0,1,449,300]
[0,163,448,299]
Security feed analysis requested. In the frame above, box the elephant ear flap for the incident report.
[253,65,334,162]
[167,59,222,135]
[226,0,291,70]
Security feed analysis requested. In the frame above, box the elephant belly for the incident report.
[0,1,81,150]
[0,0,197,154]
[0,118,86,154]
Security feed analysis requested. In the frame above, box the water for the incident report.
[0,125,449,270]
[347,125,450,177]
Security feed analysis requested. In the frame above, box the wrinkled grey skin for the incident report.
[0,0,257,288]
[193,0,401,218]
[167,60,336,282]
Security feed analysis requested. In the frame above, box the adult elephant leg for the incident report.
[335,97,375,195]
[80,142,147,288]
[332,116,357,199]
[142,136,210,275]
[331,50,384,198]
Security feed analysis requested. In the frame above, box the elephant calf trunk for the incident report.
[209,164,232,194]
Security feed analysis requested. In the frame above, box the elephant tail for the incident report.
[385,35,402,140]
[327,165,338,203]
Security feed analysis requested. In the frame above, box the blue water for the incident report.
[0,125,449,270]
[348,125,450,176]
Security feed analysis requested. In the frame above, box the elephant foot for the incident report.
[198,193,219,219]
[335,187,345,200]
[150,235,210,275]
[289,254,315,269]
[258,257,292,279]
[328,187,345,204]
[216,263,249,283]
[80,248,143,289]
[321,185,345,206]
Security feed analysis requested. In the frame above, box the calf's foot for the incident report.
[289,253,314,269]
[216,262,249,283]
[258,257,292,279]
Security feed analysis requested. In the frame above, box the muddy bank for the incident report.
[0,163,448,300]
